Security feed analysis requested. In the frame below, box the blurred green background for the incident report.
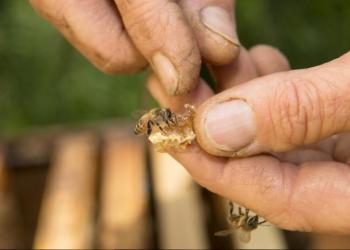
[0,0,349,137]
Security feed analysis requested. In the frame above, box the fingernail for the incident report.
[151,52,179,95]
[200,6,239,46]
[205,100,256,152]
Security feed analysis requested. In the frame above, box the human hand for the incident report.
[148,45,350,234]
[29,0,239,95]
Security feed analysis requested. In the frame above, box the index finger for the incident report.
[117,0,201,95]
[180,0,240,65]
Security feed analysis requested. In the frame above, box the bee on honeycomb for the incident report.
[134,104,196,152]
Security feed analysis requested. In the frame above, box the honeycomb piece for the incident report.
[148,104,196,152]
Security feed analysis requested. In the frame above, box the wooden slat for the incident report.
[34,133,98,249]
[97,131,150,249]
[0,146,24,248]
[311,233,350,249]
[5,134,53,168]
[283,230,310,249]
[8,165,47,247]
[151,148,209,249]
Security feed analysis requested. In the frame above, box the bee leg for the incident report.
[164,119,171,129]
[238,206,243,216]
[174,115,179,126]
[168,117,175,127]
[229,201,234,215]
[165,109,177,127]
[245,208,250,216]
[147,120,154,136]
[164,109,172,122]
[227,201,233,222]
[171,111,178,126]
[228,201,234,221]
[156,121,165,132]
[167,109,176,124]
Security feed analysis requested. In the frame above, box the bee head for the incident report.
[247,216,259,230]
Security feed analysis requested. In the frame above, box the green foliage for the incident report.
[0,0,146,136]
[236,0,350,68]
[0,0,349,136]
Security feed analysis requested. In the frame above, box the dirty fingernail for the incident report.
[205,100,256,152]
[200,6,240,46]
[151,52,179,95]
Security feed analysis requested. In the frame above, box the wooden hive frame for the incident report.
[0,124,348,249]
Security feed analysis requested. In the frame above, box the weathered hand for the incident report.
[148,45,350,234]
[29,0,239,95]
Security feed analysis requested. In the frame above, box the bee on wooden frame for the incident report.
[215,201,266,243]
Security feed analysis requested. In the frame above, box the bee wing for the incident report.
[131,110,148,119]
[214,229,235,237]
[238,229,251,243]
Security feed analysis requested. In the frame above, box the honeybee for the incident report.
[215,201,266,243]
[134,108,178,136]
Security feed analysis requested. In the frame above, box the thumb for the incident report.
[195,52,350,157]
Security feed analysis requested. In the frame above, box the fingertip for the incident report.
[199,5,241,65]
[96,46,148,74]
[146,74,167,107]
[181,1,241,66]
[199,5,240,49]
[151,51,201,96]
[249,44,290,75]
[147,73,190,111]
[147,73,214,111]
[199,34,241,66]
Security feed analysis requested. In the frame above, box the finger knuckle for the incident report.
[271,76,325,148]
[94,49,147,74]
[118,1,175,44]
[29,0,52,19]
[30,0,68,29]
[119,1,163,29]
[29,0,43,8]
[267,205,314,232]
